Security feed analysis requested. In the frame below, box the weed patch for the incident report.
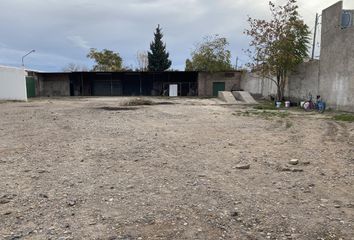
[100,107,137,111]
[333,114,354,122]
[235,110,289,119]
[122,99,175,106]
[285,120,293,129]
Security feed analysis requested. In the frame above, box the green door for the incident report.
[26,77,36,98]
[213,82,225,97]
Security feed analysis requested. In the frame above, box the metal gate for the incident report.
[92,80,122,96]
[213,82,225,97]
[26,77,36,98]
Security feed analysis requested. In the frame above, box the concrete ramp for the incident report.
[218,91,239,104]
[232,91,258,104]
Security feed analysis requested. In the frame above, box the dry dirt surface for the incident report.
[0,97,353,240]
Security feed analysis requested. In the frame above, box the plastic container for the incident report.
[285,101,290,108]
[275,101,282,108]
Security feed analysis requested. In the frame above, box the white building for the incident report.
[0,65,28,101]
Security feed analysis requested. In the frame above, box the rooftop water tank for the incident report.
[341,10,353,29]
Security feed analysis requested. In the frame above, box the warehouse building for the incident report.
[28,71,242,97]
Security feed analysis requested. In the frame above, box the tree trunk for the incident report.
[276,71,287,101]
[276,74,282,101]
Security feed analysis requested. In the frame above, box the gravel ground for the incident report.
[0,97,353,240]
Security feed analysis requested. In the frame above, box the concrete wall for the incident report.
[198,71,241,96]
[38,74,70,97]
[319,1,354,111]
[288,60,320,101]
[0,65,27,101]
[241,72,277,98]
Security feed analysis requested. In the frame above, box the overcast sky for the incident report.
[1,0,353,71]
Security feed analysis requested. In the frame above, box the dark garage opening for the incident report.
[69,71,198,97]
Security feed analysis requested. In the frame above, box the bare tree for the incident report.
[62,63,88,72]
[136,51,148,71]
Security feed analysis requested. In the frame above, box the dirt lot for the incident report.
[0,97,353,240]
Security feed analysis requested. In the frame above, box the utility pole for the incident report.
[235,57,238,70]
[311,13,319,60]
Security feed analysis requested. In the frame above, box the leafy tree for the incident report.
[87,48,123,71]
[185,35,233,72]
[148,25,172,71]
[245,0,310,101]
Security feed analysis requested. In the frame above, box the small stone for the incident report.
[334,205,341,208]
[66,199,77,207]
[0,199,10,204]
[0,194,15,204]
[234,164,250,170]
[230,211,239,217]
[278,166,291,172]
[346,203,354,208]
[4,211,12,215]
[289,159,299,165]
[39,193,48,199]
[183,222,188,226]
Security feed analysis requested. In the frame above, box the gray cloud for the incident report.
[0,0,353,71]
[67,36,90,50]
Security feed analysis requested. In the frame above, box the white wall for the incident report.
[0,65,27,101]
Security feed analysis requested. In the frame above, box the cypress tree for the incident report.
[148,25,172,71]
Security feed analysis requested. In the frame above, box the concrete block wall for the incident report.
[288,60,320,101]
[0,65,27,101]
[198,71,241,97]
[241,72,277,98]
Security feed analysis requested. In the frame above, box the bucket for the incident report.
[275,101,282,108]
[285,101,290,108]
[300,101,305,108]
